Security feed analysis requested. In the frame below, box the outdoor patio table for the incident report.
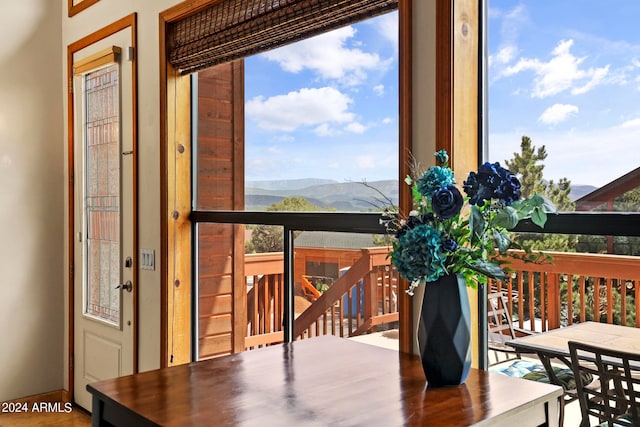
[507,321,640,367]
[88,335,562,426]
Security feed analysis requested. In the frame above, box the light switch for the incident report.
[141,248,155,271]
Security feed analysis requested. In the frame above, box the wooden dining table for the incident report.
[507,321,640,365]
[87,335,562,426]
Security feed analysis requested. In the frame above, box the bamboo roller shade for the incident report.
[167,0,398,75]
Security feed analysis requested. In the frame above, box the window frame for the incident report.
[160,0,414,366]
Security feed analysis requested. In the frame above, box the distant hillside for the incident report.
[245,179,598,210]
[570,185,598,201]
[245,179,399,211]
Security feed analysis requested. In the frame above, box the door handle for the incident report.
[116,280,133,292]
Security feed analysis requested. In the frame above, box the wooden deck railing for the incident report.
[492,251,640,332]
[244,248,398,349]
[244,249,640,350]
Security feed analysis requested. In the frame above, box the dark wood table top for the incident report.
[88,335,562,426]
[507,321,640,359]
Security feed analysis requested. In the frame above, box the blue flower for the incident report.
[385,149,551,292]
[417,166,454,197]
[442,238,458,253]
[391,224,446,283]
[431,185,463,219]
[434,150,449,164]
[463,161,521,206]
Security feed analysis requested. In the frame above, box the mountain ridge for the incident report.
[245,178,598,210]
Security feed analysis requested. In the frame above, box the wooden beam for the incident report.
[166,66,192,366]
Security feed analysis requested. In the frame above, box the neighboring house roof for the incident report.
[294,231,376,249]
[575,166,640,211]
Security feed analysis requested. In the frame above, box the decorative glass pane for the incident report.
[84,64,120,325]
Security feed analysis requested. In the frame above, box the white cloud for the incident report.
[618,118,640,128]
[500,4,528,42]
[538,104,579,125]
[260,26,391,86]
[345,122,367,134]
[246,87,354,132]
[373,84,385,96]
[489,4,527,68]
[571,65,609,95]
[373,11,398,47]
[490,45,517,66]
[314,123,338,137]
[502,39,610,98]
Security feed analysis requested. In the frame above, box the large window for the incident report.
[487,1,640,331]
[488,1,640,216]
[179,4,403,361]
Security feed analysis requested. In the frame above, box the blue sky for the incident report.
[244,3,640,188]
[489,1,640,187]
[244,12,398,183]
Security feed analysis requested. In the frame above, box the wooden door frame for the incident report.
[66,13,139,401]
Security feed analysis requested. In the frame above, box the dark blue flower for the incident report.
[463,162,521,206]
[416,166,455,198]
[431,185,464,219]
[442,238,458,252]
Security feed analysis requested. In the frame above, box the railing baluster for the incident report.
[621,278,627,326]
[636,280,640,328]
[594,277,601,322]
[567,274,574,326]
[606,277,613,324]
[579,276,586,323]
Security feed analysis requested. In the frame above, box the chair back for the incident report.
[568,340,640,427]
[487,291,519,365]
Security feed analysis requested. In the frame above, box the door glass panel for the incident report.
[84,64,121,325]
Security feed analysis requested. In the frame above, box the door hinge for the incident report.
[68,78,73,94]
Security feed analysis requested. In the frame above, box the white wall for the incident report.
[0,0,64,401]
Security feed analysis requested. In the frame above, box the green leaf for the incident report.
[492,229,511,254]
[466,260,506,282]
[411,184,422,204]
[469,206,485,243]
[492,206,519,229]
[531,207,548,228]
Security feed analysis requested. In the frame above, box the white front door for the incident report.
[72,29,135,411]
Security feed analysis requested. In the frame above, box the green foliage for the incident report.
[505,136,547,198]
[246,197,331,253]
[504,136,577,253]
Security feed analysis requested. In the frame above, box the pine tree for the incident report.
[504,136,576,252]
[505,136,547,199]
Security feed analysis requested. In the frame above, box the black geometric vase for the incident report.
[417,274,472,387]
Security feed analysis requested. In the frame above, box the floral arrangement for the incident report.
[383,150,555,295]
